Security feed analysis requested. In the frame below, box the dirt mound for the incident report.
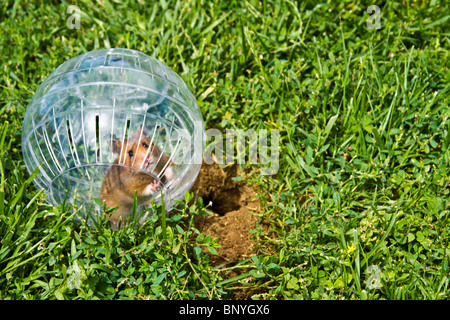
[191,162,261,265]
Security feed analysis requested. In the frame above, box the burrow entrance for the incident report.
[190,162,262,265]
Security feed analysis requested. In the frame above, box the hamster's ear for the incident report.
[112,139,122,154]
[140,125,149,137]
[131,125,149,141]
[130,126,142,141]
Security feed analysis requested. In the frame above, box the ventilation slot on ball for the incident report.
[95,114,100,163]
[130,122,146,168]
[147,125,165,174]
[139,121,160,170]
[42,126,62,174]
[53,109,70,171]
[118,118,132,165]
[66,118,80,167]
[158,136,181,181]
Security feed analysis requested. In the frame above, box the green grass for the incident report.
[1,0,450,300]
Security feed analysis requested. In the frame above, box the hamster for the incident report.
[100,125,174,230]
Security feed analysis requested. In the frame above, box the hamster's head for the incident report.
[112,126,160,170]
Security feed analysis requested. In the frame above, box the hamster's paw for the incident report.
[143,179,161,196]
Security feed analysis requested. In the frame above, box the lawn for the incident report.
[1,0,449,300]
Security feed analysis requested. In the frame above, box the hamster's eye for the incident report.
[128,150,134,157]
[142,143,149,148]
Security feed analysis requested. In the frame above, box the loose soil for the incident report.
[190,162,262,266]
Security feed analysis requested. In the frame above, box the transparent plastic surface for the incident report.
[22,48,204,225]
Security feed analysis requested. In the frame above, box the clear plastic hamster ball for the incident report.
[22,48,205,227]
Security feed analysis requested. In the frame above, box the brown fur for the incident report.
[100,126,173,230]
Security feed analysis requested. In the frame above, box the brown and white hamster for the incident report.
[100,126,174,230]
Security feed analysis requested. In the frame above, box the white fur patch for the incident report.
[165,167,174,180]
